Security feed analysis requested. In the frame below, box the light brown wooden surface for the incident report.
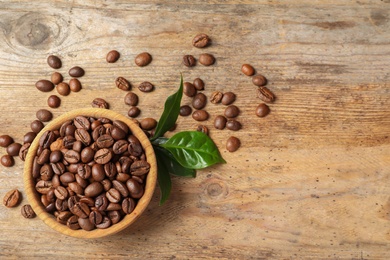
[0,0,389,259]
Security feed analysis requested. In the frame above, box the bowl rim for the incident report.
[23,108,157,238]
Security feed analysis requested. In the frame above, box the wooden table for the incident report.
[1,1,389,259]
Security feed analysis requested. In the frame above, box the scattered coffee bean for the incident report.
[106,50,120,63]
[124,92,139,106]
[115,77,131,91]
[192,110,209,121]
[92,98,109,109]
[135,52,152,67]
[0,135,13,147]
[23,132,36,144]
[199,53,215,66]
[1,155,14,167]
[214,115,227,130]
[36,109,53,122]
[221,92,236,105]
[252,74,267,86]
[51,72,63,85]
[140,118,157,130]
[183,82,197,97]
[193,78,205,90]
[3,189,20,207]
[226,136,240,152]
[6,142,22,156]
[179,105,192,116]
[192,33,211,48]
[241,64,255,76]
[192,93,207,110]
[196,125,209,135]
[128,106,141,118]
[35,79,54,92]
[21,204,36,219]
[256,103,270,117]
[69,78,82,92]
[224,105,240,118]
[56,82,70,96]
[19,142,30,161]
[138,81,154,92]
[47,55,62,69]
[183,55,196,67]
[31,120,44,133]
[257,86,275,103]
[210,91,223,104]
[226,120,242,131]
[69,66,85,77]
[47,95,61,108]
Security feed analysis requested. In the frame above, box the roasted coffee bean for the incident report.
[210,91,223,104]
[1,155,14,167]
[47,95,61,108]
[36,109,53,122]
[63,135,76,149]
[64,150,80,164]
[68,195,80,210]
[55,198,69,212]
[108,210,121,224]
[89,210,103,225]
[40,164,54,181]
[196,125,209,135]
[67,215,80,230]
[113,140,128,154]
[59,120,72,136]
[101,179,112,191]
[96,134,114,149]
[51,162,65,175]
[72,140,82,153]
[192,110,209,121]
[6,142,22,156]
[31,120,44,133]
[183,82,197,97]
[128,106,140,118]
[112,180,129,197]
[56,82,71,96]
[77,164,92,179]
[46,202,56,212]
[69,66,85,77]
[241,64,255,76]
[96,216,112,229]
[106,50,120,63]
[226,136,241,152]
[32,156,41,178]
[111,126,126,140]
[128,135,143,157]
[104,162,117,178]
[54,186,69,200]
[68,182,83,195]
[179,105,192,116]
[50,150,62,163]
[138,81,154,92]
[226,119,242,131]
[80,197,94,207]
[121,160,132,174]
[51,72,63,85]
[60,172,76,185]
[193,78,205,90]
[131,160,150,176]
[72,202,90,218]
[81,147,95,163]
[221,92,236,105]
[74,116,90,130]
[135,52,152,67]
[122,197,136,214]
[3,189,20,208]
[36,180,53,194]
[95,194,109,211]
[92,125,105,141]
[0,135,13,147]
[92,98,109,109]
[257,86,275,103]
[91,120,102,131]
[192,33,211,48]
[107,202,122,211]
[126,179,144,199]
[183,55,196,67]
[85,182,104,198]
[113,120,129,135]
[21,204,36,219]
[78,217,95,231]
[36,79,54,92]
[39,131,56,149]
[92,164,105,181]
[252,74,267,86]
[47,55,62,69]
[256,103,270,117]
[41,195,51,207]
[214,115,227,130]
[75,128,91,146]
[192,93,207,109]
[199,53,215,66]
[124,92,139,106]
[224,105,240,118]
[106,188,121,203]
[19,143,30,161]
[69,78,82,92]
[115,77,131,91]
[140,118,157,131]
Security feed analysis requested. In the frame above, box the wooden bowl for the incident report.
[23,108,157,238]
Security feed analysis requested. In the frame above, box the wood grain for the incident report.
[0,0,389,259]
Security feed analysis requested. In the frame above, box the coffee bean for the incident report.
[214,115,227,130]
[75,128,91,146]
[111,126,126,140]
[128,106,140,118]
[67,215,80,230]
[135,52,152,67]
[106,50,120,63]
[252,74,267,86]
[183,82,197,97]
[72,202,90,218]
[56,82,71,96]
[106,188,121,203]
[37,148,50,164]
[47,55,62,69]
[50,150,63,163]
[51,162,65,175]
[179,105,192,116]
[192,93,207,109]
[74,116,91,130]
[78,217,95,231]
[89,210,103,225]
[124,92,139,106]
[183,55,196,67]
[68,182,83,195]
[226,119,242,131]
[94,148,112,164]
[221,92,236,105]
[115,77,131,91]
[107,210,121,224]
[131,160,150,176]
[92,98,109,109]
[51,72,63,85]
[122,197,136,214]
[192,110,209,121]
[113,140,128,154]
[40,164,54,181]
[140,118,157,131]
[54,186,69,200]
[19,143,30,161]
[21,204,36,219]
[96,134,114,148]
[224,105,240,118]
[64,150,80,164]
[96,216,112,229]
[69,78,82,92]
[95,194,109,211]
[196,125,209,135]
[0,135,13,147]
[112,180,129,197]
[36,79,54,92]
[199,53,215,66]
[193,78,205,90]
[138,81,154,92]
[128,135,143,157]
[126,179,144,199]
[256,103,270,117]
[241,64,255,76]
[36,109,53,122]
[47,95,61,108]
[60,172,76,185]
[69,66,85,77]
[210,91,223,104]
[1,155,14,167]
[192,33,211,48]
[257,86,275,103]
[226,136,240,152]
[3,189,20,207]
[35,180,53,194]
[81,147,94,163]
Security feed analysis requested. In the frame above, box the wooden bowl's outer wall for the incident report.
[23,108,158,238]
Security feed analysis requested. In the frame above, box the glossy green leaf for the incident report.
[155,148,172,205]
[150,75,183,141]
[151,137,168,146]
[160,131,226,169]
[154,145,196,178]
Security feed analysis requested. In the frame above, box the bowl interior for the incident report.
[23,108,157,238]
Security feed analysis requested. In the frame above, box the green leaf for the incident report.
[154,145,196,178]
[151,137,168,146]
[150,75,183,141]
[160,131,226,169]
[155,148,172,205]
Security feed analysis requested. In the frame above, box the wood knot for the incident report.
[203,178,229,200]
